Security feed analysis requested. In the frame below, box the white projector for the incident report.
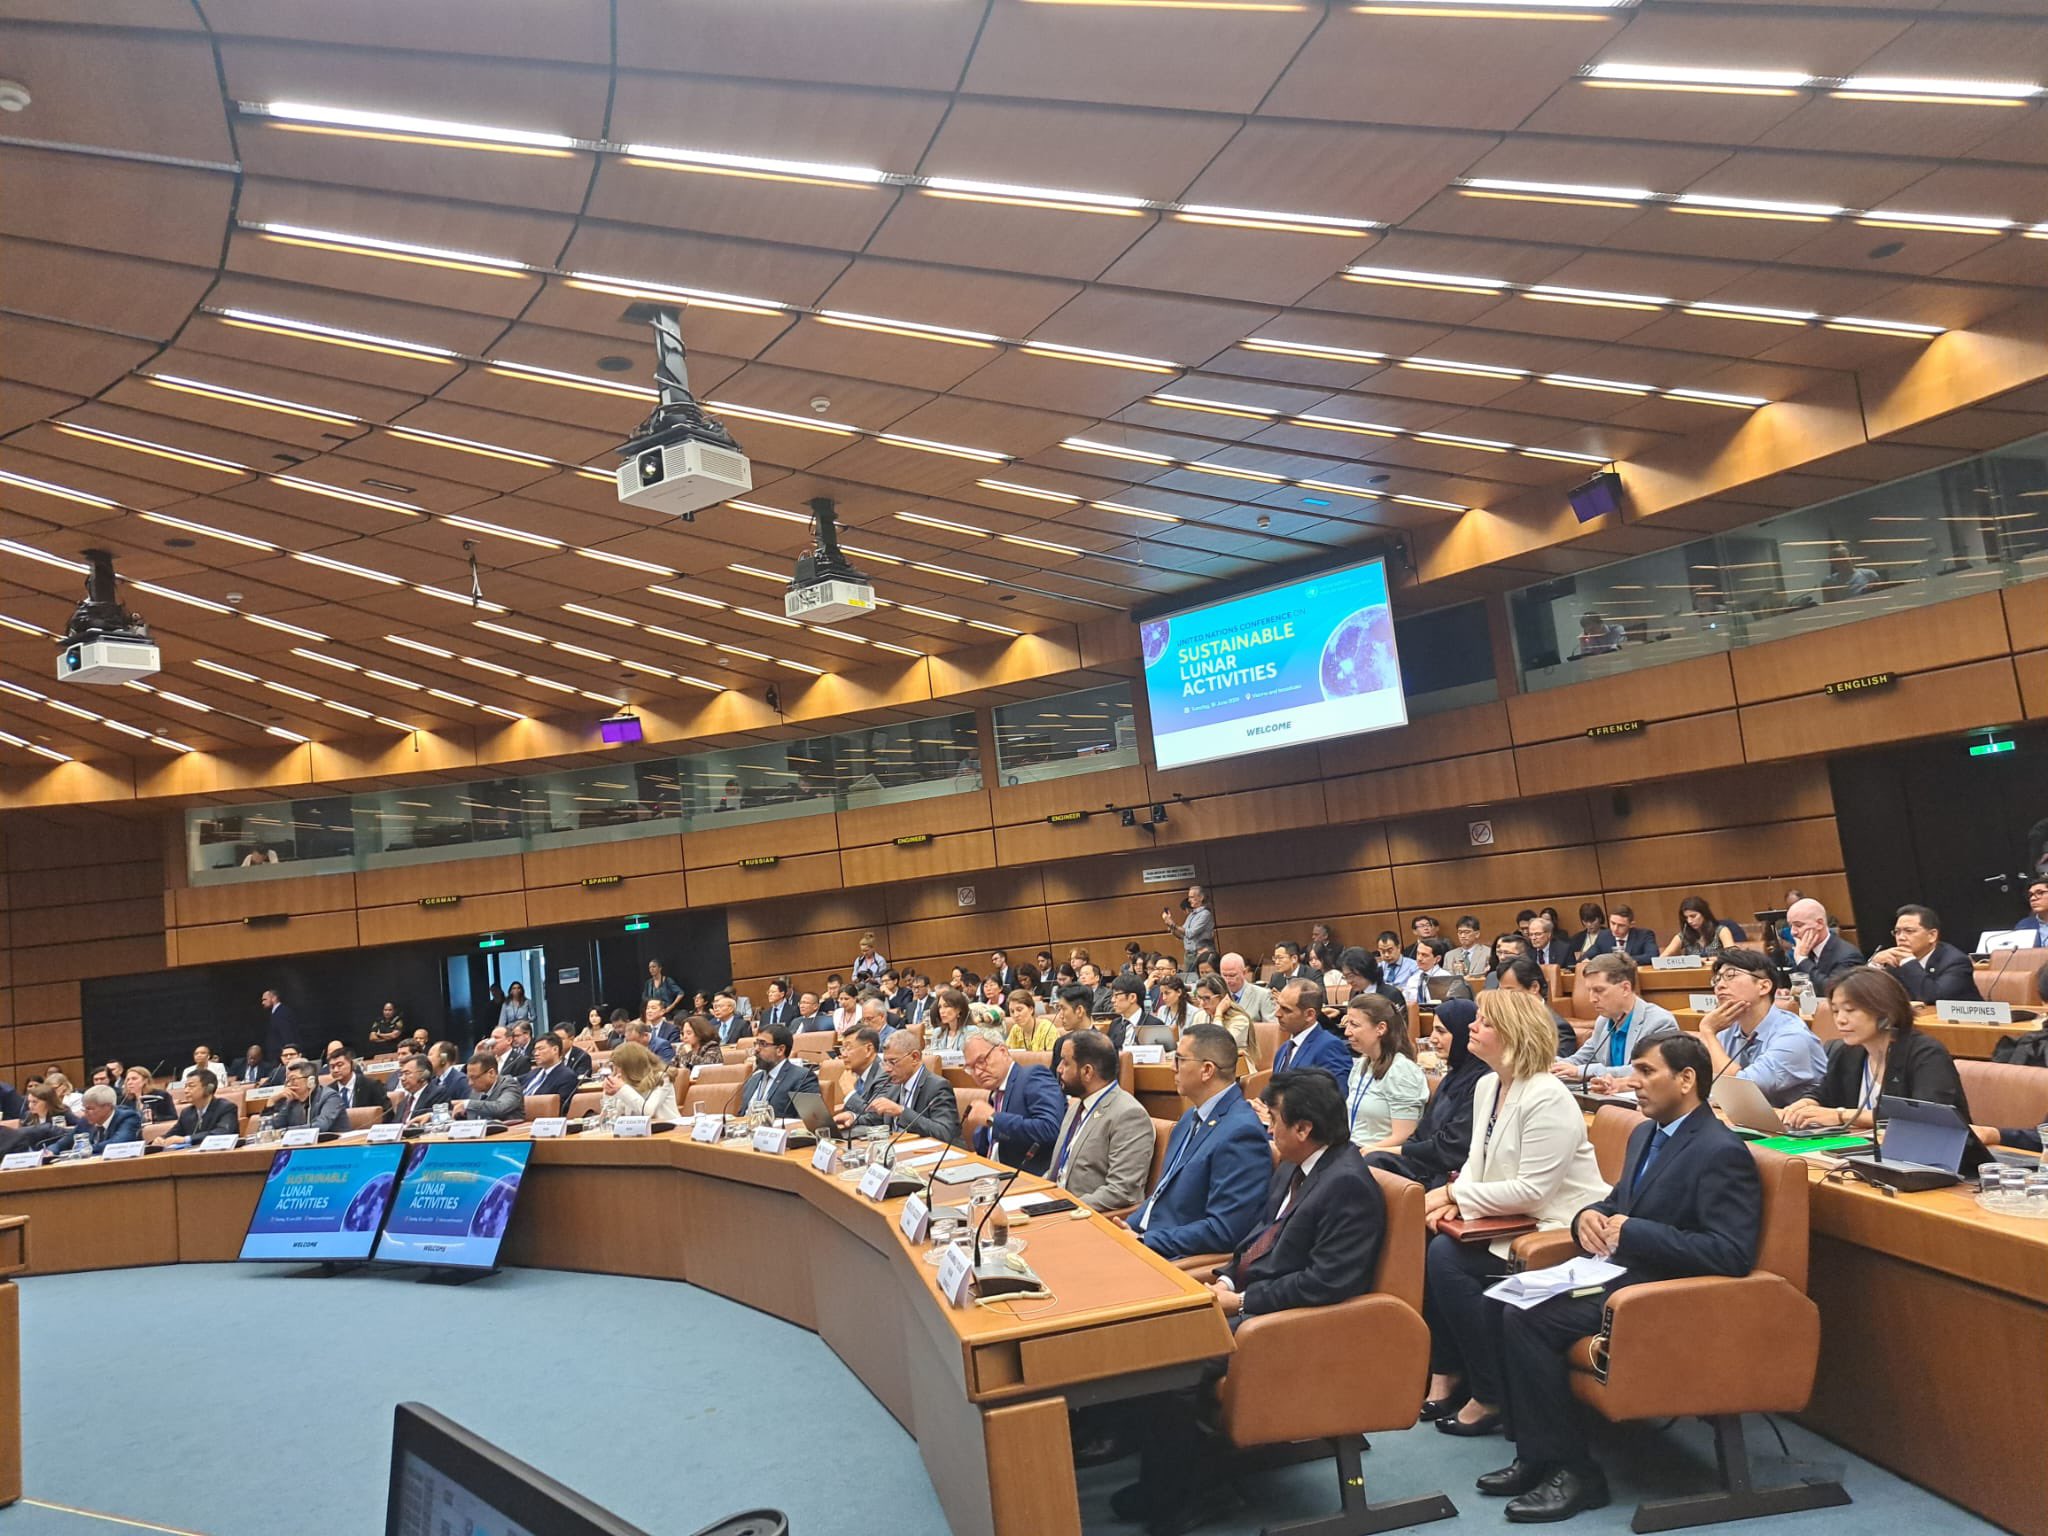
[615,437,752,519]
[785,578,876,624]
[58,636,160,685]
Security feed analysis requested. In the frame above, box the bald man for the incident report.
[1786,899,1864,995]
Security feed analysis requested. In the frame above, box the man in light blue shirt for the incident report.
[1552,952,1677,1089]
[1691,948,1826,1107]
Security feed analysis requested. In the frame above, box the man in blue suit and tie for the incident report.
[61,1085,142,1156]
[1269,979,1352,1089]
[1126,1023,1270,1261]
[737,1024,820,1120]
[430,1041,467,1105]
[960,1035,1065,1175]
[1483,1034,1762,1522]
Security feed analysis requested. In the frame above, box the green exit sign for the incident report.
[624,914,651,933]
[477,933,507,950]
[1969,738,2015,758]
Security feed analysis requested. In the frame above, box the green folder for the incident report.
[1753,1133,1872,1155]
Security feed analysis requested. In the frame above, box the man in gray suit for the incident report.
[453,1054,527,1122]
[852,1029,960,1144]
[262,1060,349,1134]
[832,1027,892,1129]
[1050,1028,1156,1211]
[1219,952,1274,1024]
[1552,953,1677,1090]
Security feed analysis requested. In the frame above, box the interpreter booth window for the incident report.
[186,797,355,885]
[353,779,526,868]
[838,712,982,806]
[679,733,842,828]
[1508,432,2048,693]
[524,759,686,851]
[993,682,1137,785]
[1394,602,1498,718]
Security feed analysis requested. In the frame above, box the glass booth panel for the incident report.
[993,682,1138,786]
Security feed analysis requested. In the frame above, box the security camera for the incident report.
[613,308,752,520]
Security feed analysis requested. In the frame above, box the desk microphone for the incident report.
[877,1120,929,1199]
[969,1163,1043,1299]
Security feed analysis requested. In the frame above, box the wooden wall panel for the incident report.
[9,981,79,1024]
[726,891,887,945]
[352,854,524,906]
[521,834,683,889]
[1589,761,1833,840]
[683,814,841,868]
[10,934,163,986]
[1730,590,2012,706]
[730,926,875,982]
[1039,849,1216,904]
[1148,742,1325,801]
[989,764,1150,827]
[889,908,1052,965]
[523,871,688,926]
[1318,701,1512,775]
[1384,797,1595,867]
[2003,581,2048,644]
[167,910,361,965]
[687,851,844,909]
[357,890,527,948]
[6,895,162,950]
[1394,846,1605,910]
[2017,650,2048,720]
[836,789,993,848]
[885,867,1046,925]
[1740,660,2022,762]
[1506,654,1736,745]
[8,861,161,906]
[1595,818,1843,892]
[1204,825,1389,886]
[169,873,357,927]
[1146,781,1328,847]
[839,830,998,889]
[1514,712,1746,799]
[1324,749,1520,825]
[15,1020,81,1059]
[995,817,1184,867]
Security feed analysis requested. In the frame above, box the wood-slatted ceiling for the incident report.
[4,0,2048,776]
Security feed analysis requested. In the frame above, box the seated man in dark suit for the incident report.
[737,1024,821,1120]
[323,1047,389,1117]
[514,1032,580,1112]
[1269,978,1353,1089]
[1106,974,1164,1053]
[622,1018,675,1065]
[498,1022,535,1080]
[552,1027,594,1080]
[261,1060,348,1134]
[1126,1024,1270,1261]
[237,1046,271,1086]
[830,1028,893,1129]
[960,1034,1065,1175]
[385,1056,444,1127]
[1114,1070,1386,1534]
[160,1069,241,1148]
[1583,905,1659,964]
[850,1029,960,1144]
[451,1054,527,1123]
[1786,898,1864,994]
[60,1085,143,1156]
[1482,1035,1762,1522]
[1870,903,1978,1003]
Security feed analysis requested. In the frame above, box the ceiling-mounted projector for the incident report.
[613,308,752,519]
[785,497,875,623]
[57,548,160,685]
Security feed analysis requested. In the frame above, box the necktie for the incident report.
[527,1071,543,1094]
[1275,1039,1296,1073]
[1236,1165,1307,1270]
[982,1084,1005,1152]
[1631,1129,1667,1192]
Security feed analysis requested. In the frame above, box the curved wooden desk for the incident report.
[0,1136,1229,1536]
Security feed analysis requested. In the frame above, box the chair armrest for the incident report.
[1509,1230,1577,1272]
[1218,1294,1429,1447]
[1582,1274,1819,1421]
[1173,1251,1232,1274]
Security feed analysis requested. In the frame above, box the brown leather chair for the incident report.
[791,1031,836,1064]
[522,1094,561,1121]
[1977,946,2048,1004]
[1242,1069,1272,1105]
[1100,1117,1177,1221]
[1958,1058,2048,1131]
[345,1106,383,1132]
[1208,1170,1456,1535]
[689,1080,743,1116]
[564,1090,601,1120]
[1252,1020,1282,1067]
[1555,1146,1844,1531]
[1512,1106,1642,1272]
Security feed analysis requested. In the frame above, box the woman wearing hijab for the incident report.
[1362,997,1484,1191]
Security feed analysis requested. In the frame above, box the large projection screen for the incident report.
[1139,558,1406,770]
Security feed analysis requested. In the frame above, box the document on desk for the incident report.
[1485,1256,1625,1311]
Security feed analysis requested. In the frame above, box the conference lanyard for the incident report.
[1859,1059,1879,1111]
[1347,1064,1377,1125]
[1054,1088,1114,1178]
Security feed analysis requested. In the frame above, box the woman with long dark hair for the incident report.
[1662,896,1745,959]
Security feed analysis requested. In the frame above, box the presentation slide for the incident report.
[238,1145,405,1262]
[1140,558,1406,769]
[374,1141,534,1270]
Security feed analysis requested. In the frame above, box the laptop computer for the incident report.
[1710,1075,1785,1136]
[1842,1095,1978,1191]
[787,1090,831,1145]
[1131,1024,1176,1049]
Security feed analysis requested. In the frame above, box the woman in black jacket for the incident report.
[1781,966,1969,1130]
[1364,997,1483,1190]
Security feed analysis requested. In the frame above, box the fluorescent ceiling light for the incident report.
[1664,386,1770,407]
[1836,75,2040,105]
[1824,316,1946,337]
[816,311,998,347]
[386,426,554,467]
[0,470,118,509]
[1855,209,2013,233]
[1239,338,1386,364]
[291,551,403,585]
[487,359,657,400]
[1148,392,1277,419]
[257,101,577,154]
[1344,264,1507,293]
[1061,437,1174,464]
[1672,192,1844,221]
[977,479,1080,505]
[1682,300,1819,325]
[1540,372,1651,395]
[216,307,457,361]
[1584,62,1812,94]
[1291,414,1400,437]
[896,512,990,537]
[1017,340,1177,373]
[138,512,275,550]
[1175,204,1376,235]
[1462,177,1651,203]
[253,222,530,276]
[923,176,1148,215]
[564,271,785,316]
[622,142,887,186]
[1400,357,1528,379]
[876,433,1009,464]
[1524,283,1670,310]
[270,476,425,516]
[707,400,859,436]
[52,422,248,473]
[145,373,357,425]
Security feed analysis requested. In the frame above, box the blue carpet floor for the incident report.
[2,1263,2003,1536]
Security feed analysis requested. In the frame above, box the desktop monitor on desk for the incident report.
[238,1144,405,1263]
[373,1140,533,1271]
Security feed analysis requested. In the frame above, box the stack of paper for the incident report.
[1485,1255,1626,1311]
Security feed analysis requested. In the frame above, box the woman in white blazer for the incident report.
[1419,989,1609,1438]
[600,1043,679,1125]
